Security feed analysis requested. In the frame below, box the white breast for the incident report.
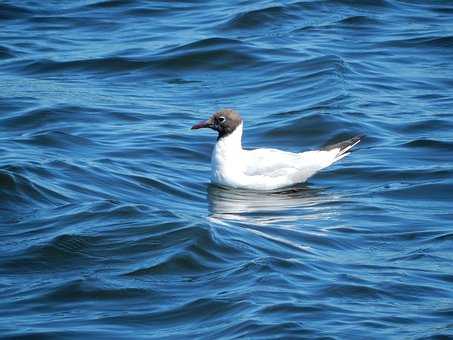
[211,123,246,187]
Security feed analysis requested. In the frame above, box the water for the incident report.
[1,0,453,338]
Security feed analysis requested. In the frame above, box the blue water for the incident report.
[1,0,453,338]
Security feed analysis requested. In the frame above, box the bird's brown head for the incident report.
[191,109,243,140]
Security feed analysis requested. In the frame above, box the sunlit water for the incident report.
[1,0,453,338]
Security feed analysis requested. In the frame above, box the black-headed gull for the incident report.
[192,109,361,190]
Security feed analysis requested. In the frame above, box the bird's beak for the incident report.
[191,118,213,130]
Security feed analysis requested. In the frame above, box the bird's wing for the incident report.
[243,148,300,176]
[231,137,362,190]
[244,148,340,180]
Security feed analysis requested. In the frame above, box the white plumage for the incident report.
[211,123,359,190]
[192,109,361,190]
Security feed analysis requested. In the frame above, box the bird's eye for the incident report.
[218,116,226,123]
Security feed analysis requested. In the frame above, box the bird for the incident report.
[191,109,361,190]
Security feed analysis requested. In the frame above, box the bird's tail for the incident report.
[323,135,363,162]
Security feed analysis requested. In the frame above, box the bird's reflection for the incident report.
[207,183,340,227]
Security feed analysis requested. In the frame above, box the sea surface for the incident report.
[1,0,453,339]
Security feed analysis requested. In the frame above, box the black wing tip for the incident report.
[323,134,364,151]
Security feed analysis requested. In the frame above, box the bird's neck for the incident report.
[215,123,243,154]
[211,123,244,184]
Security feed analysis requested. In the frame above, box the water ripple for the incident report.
[1,0,453,338]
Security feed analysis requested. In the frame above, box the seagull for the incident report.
[192,109,361,190]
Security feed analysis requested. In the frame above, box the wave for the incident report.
[123,224,235,277]
[2,0,453,338]
[156,37,263,70]
[42,278,150,302]
[0,45,16,60]
[377,35,453,48]
[225,5,299,29]
[337,15,382,26]
[15,37,264,76]
[403,139,453,150]
[17,57,150,75]
[330,0,393,9]
[0,167,68,214]
[86,0,137,10]
[0,3,31,21]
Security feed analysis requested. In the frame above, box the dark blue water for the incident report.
[1,0,453,338]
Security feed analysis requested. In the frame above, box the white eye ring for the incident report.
[219,116,226,123]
